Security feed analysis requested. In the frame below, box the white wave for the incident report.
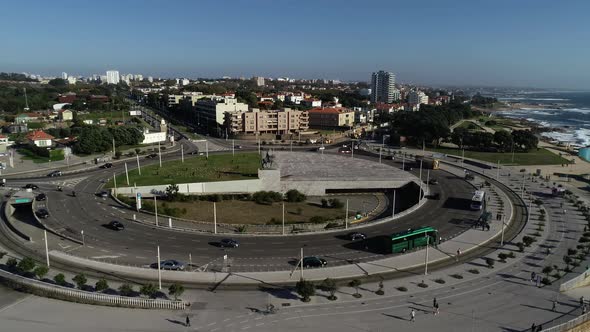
[564,108,590,114]
[499,97,569,101]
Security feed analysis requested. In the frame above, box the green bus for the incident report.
[391,227,439,253]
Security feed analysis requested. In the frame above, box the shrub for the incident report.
[72,273,87,289]
[468,269,480,274]
[320,278,338,300]
[507,252,516,258]
[119,283,134,296]
[0,251,6,259]
[349,279,362,298]
[497,253,508,263]
[568,248,578,256]
[295,279,315,302]
[450,274,463,279]
[17,257,36,273]
[324,222,340,229]
[6,258,18,270]
[54,273,67,286]
[522,236,535,247]
[417,282,429,288]
[168,283,185,300]
[235,225,247,233]
[541,277,552,285]
[285,189,306,203]
[95,278,109,292]
[396,286,408,292]
[33,266,49,279]
[532,232,541,237]
[328,198,344,209]
[542,266,553,276]
[517,242,525,252]
[485,257,495,268]
[434,278,446,284]
[580,237,590,243]
[253,191,283,205]
[140,283,158,298]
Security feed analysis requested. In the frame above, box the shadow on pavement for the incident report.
[165,319,186,327]
[381,313,408,321]
[259,285,298,300]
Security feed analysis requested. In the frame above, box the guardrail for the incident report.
[542,311,590,332]
[559,267,590,292]
[0,268,188,310]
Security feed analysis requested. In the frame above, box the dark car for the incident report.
[36,208,49,219]
[302,256,327,268]
[189,150,199,155]
[98,191,109,198]
[23,184,39,190]
[47,170,62,177]
[107,220,124,231]
[235,145,243,149]
[35,193,47,201]
[146,153,158,159]
[426,178,439,185]
[152,259,185,271]
[347,232,366,241]
[100,163,113,169]
[219,238,239,248]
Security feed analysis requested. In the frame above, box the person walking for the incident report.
[581,296,585,307]
[433,297,437,313]
[456,248,461,262]
[434,302,439,315]
[530,272,536,283]
[552,300,557,312]
[582,304,587,315]
[531,323,536,332]
[186,315,191,327]
[410,309,415,322]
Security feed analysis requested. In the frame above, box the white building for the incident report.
[141,128,167,144]
[135,74,143,81]
[254,76,265,86]
[67,76,77,84]
[181,78,190,86]
[61,72,68,79]
[147,76,153,83]
[370,71,396,103]
[408,91,429,106]
[195,97,249,125]
[286,94,304,104]
[106,70,120,84]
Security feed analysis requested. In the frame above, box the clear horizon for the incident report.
[1,0,589,90]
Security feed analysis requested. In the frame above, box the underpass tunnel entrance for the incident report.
[6,192,44,230]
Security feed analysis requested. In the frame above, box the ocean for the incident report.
[494,91,590,147]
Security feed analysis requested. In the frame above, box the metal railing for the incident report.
[542,311,590,332]
[0,269,188,310]
[559,267,590,292]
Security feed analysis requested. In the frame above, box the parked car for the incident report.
[152,260,185,271]
[23,184,39,190]
[35,193,47,201]
[302,256,327,268]
[107,220,125,231]
[347,232,366,241]
[36,208,49,219]
[219,238,239,248]
[100,163,113,169]
[146,153,158,159]
[47,170,62,177]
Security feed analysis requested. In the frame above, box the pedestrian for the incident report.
[583,304,587,315]
[536,275,541,287]
[581,296,585,307]
[434,302,439,315]
[531,323,536,332]
[531,272,536,283]
[486,223,490,231]
[433,297,437,308]
[410,309,415,322]
[537,325,543,332]
[456,248,462,261]
[186,315,191,327]
[552,300,557,312]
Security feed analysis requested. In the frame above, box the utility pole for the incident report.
[392,190,396,218]
[113,173,117,195]
[214,202,217,234]
[181,144,184,163]
[424,233,429,275]
[137,154,141,175]
[418,160,423,203]
[300,247,304,280]
[206,141,209,159]
[282,202,285,235]
[124,162,129,185]
[426,170,430,195]
[44,230,50,267]
[379,147,382,163]
[154,196,159,226]
[345,199,349,229]
[157,245,162,290]
[158,141,162,168]
[112,138,116,159]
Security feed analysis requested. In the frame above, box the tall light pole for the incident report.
[81,230,85,245]
[112,138,116,159]
[124,162,129,185]
[418,160,423,203]
[206,141,209,159]
[213,202,217,234]
[157,245,162,290]
[300,247,304,280]
[154,196,159,226]
[136,154,141,175]
[500,215,505,246]
[158,141,162,168]
[379,147,382,164]
[496,160,500,181]
[426,170,430,195]
[113,173,117,195]
[232,139,235,157]
[424,233,429,275]
[392,190,396,218]
[44,230,50,267]
[181,144,184,163]
[345,199,349,229]
[282,202,285,235]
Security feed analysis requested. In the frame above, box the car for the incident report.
[189,151,199,155]
[338,148,352,154]
[107,220,125,231]
[98,191,109,198]
[47,170,62,177]
[36,208,49,219]
[428,193,441,200]
[426,178,439,185]
[146,153,158,159]
[100,163,113,169]
[235,145,243,149]
[153,259,185,271]
[219,238,239,248]
[347,232,366,241]
[35,193,47,201]
[23,184,39,190]
[302,256,327,268]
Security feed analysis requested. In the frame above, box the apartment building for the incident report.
[225,108,309,135]
[308,107,355,128]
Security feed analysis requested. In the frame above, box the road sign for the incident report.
[15,198,32,204]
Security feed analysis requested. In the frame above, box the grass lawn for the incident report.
[79,111,125,123]
[428,147,570,166]
[152,200,345,225]
[106,153,261,187]
[18,148,65,163]
[457,121,484,131]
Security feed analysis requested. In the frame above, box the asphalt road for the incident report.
[5,147,481,273]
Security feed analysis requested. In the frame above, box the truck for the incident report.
[414,156,440,170]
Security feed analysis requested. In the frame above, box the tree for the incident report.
[72,273,87,289]
[285,189,306,203]
[349,279,362,298]
[295,279,315,302]
[33,266,49,279]
[140,283,158,298]
[542,265,553,277]
[493,130,513,152]
[511,130,538,152]
[485,257,495,269]
[54,273,67,286]
[165,183,180,200]
[321,278,338,301]
[95,278,109,292]
[118,283,134,296]
[48,78,67,87]
[328,198,344,209]
[168,283,185,300]
[17,257,36,273]
[522,236,535,247]
[563,255,573,271]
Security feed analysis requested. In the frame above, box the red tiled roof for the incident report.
[26,130,54,141]
[0,134,7,139]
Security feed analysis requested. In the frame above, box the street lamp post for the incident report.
[424,233,429,275]
[500,215,505,246]
[124,162,129,185]
[282,202,285,236]
[81,230,85,245]
[300,246,305,280]
[379,147,382,164]
[181,144,184,163]
[157,245,162,290]
[158,141,162,168]
[44,230,50,267]
[345,199,349,229]
[136,154,141,175]
[214,202,217,234]
[496,160,500,181]
[154,196,159,226]
[392,190,396,218]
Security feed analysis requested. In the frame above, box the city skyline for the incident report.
[1,0,590,89]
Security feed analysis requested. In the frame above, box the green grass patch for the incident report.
[27,122,45,129]
[106,153,261,187]
[18,148,65,163]
[457,121,484,131]
[78,111,125,123]
[427,147,569,166]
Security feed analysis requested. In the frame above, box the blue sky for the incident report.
[1,0,589,89]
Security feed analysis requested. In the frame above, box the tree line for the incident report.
[73,126,144,154]
[451,127,538,152]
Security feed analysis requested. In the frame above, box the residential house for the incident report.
[15,112,44,124]
[58,109,73,121]
[26,130,54,147]
[0,134,8,153]
[308,107,355,128]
